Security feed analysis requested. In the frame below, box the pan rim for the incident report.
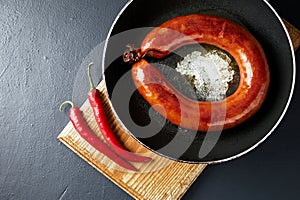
[101,0,296,164]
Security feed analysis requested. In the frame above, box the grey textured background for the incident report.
[0,0,299,199]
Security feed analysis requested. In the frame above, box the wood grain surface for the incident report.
[58,20,300,200]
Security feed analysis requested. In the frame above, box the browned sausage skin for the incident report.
[127,14,270,132]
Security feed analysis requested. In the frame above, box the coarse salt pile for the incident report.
[176,50,235,101]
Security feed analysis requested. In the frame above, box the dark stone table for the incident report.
[1,0,299,199]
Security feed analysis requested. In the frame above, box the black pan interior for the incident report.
[103,0,294,163]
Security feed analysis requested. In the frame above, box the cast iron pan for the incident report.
[102,0,295,163]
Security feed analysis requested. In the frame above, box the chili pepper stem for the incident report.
[87,62,96,91]
[59,100,75,111]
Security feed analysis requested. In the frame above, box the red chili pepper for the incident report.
[59,101,138,171]
[87,63,152,163]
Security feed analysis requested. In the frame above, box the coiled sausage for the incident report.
[124,14,270,132]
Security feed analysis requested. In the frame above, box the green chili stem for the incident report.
[59,100,75,111]
[87,62,95,91]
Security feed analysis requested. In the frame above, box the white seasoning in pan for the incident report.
[176,50,235,101]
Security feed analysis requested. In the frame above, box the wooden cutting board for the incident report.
[58,20,300,200]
